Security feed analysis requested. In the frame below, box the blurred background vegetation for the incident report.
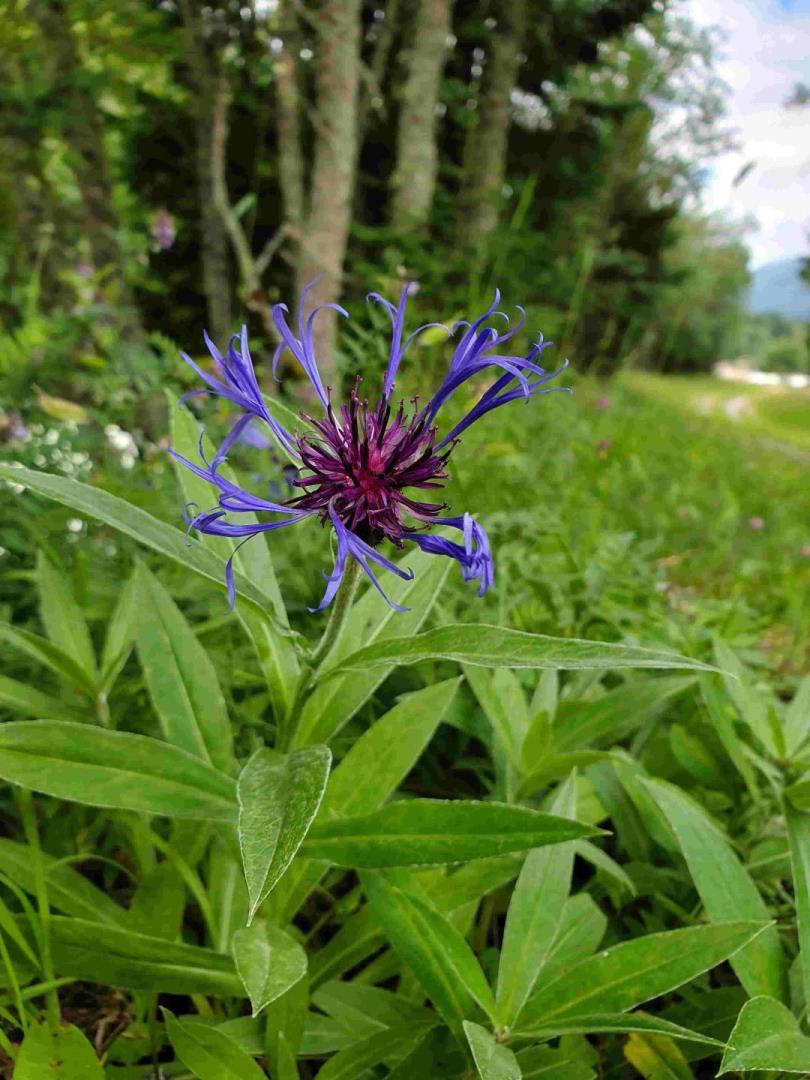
[1,0,808,665]
[0,0,808,631]
[3,0,807,395]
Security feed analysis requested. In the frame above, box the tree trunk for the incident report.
[178,0,233,344]
[30,0,142,338]
[357,0,401,140]
[296,0,363,386]
[390,0,454,230]
[275,14,305,265]
[196,103,233,344]
[456,0,526,252]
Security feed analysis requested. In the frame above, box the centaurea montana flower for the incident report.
[171,283,568,611]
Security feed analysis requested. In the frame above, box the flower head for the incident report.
[172,285,568,611]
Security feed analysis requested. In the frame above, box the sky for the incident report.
[680,0,810,267]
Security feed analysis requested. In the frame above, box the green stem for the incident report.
[279,559,362,752]
[309,558,362,671]
[18,790,60,1032]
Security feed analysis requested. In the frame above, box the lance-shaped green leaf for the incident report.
[624,1032,693,1080]
[785,802,810,1013]
[496,773,578,1026]
[700,675,759,798]
[0,674,89,723]
[465,666,530,767]
[232,921,307,1016]
[308,857,523,990]
[322,678,460,817]
[50,917,242,995]
[270,678,461,926]
[0,720,237,821]
[169,395,299,717]
[643,778,786,1001]
[36,550,97,681]
[714,636,777,756]
[526,1012,724,1044]
[542,893,607,981]
[364,872,496,1031]
[515,921,769,1033]
[0,623,95,693]
[464,1021,522,1080]
[554,675,697,752]
[784,674,810,758]
[128,861,187,941]
[135,562,234,772]
[100,570,139,688]
[301,798,600,868]
[293,550,451,748]
[314,1022,437,1080]
[719,996,810,1074]
[238,745,331,920]
[163,1009,266,1080]
[0,838,126,926]
[0,463,277,618]
[320,624,716,679]
[14,1020,103,1079]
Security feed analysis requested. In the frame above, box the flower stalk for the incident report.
[280,558,362,751]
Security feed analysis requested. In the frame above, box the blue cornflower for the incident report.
[171,285,568,610]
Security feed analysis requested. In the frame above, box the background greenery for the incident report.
[1,1,809,1078]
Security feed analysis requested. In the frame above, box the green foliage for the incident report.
[0,367,809,1074]
[0,5,807,1072]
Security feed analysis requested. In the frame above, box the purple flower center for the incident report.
[288,386,452,545]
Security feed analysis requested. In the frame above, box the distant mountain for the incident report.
[747,257,810,321]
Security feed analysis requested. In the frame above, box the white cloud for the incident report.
[680,0,810,267]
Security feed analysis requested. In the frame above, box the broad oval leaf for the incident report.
[464,1021,522,1080]
[302,799,600,868]
[320,624,717,679]
[14,1020,103,1079]
[515,921,770,1034]
[719,995,810,1074]
[0,720,237,821]
[233,921,307,1016]
[238,744,331,920]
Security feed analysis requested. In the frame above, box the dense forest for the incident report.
[1,0,753,406]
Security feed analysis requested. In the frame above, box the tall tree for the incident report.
[456,0,526,252]
[178,0,233,345]
[274,7,305,266]
[390,0,455,230]
[295,0,364,384]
